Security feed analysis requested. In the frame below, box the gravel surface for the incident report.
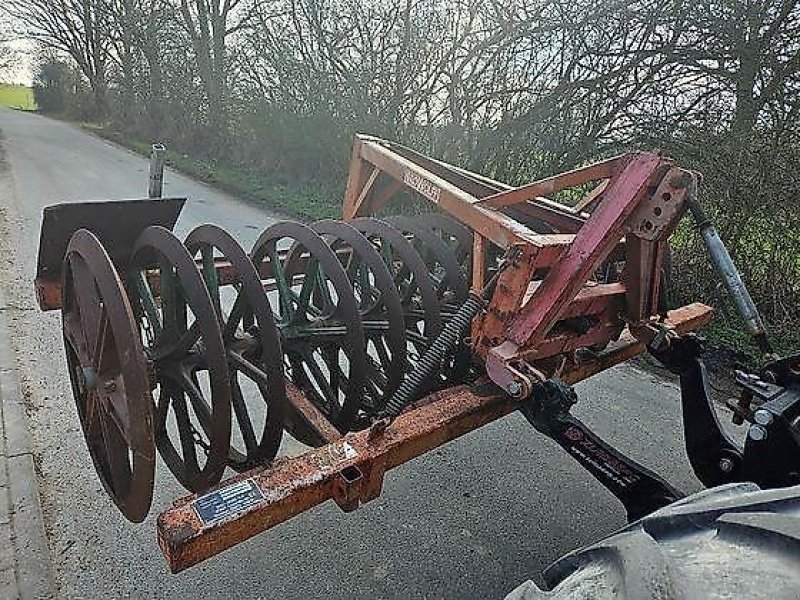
[0,108,715,599]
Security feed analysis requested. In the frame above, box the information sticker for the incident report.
[192,479,264,526]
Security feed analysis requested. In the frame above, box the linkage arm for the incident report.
[519,379,684,522]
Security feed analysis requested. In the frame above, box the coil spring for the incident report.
[381,293,485,418]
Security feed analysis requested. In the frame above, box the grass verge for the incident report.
[704,316,800,364]
[91,125,339,221]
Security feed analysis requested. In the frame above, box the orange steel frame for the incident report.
[155,136,712,572]
[343,136,705,396]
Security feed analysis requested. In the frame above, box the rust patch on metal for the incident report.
[158,382,515,572]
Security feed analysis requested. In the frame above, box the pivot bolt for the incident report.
[749,424,768,441]
[505,382,523,397]
[104,380,117,393]
[718,457,734,473]
[753,409,773,426]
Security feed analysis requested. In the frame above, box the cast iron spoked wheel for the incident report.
[185,224,286,471]
[424,213,473,271]
[349,218,442,363]
[251,222,367,434]
[128,226,232,493]
[383,214,469,316]
[61,229,155,522]
[312,219,407,413]
[384,215,472,384]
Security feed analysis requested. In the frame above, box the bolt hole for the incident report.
[653,206,662,216]
[341,466,363,483]
[644,220,653,230]
[662,192,671,202]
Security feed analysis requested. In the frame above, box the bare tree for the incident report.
[176,0,255,134]
[5,0,112,114]
[102,0,173,127]
[0,34,15,78]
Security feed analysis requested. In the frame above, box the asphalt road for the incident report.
[0,108,707,599]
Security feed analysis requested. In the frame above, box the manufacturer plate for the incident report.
[192,478,264,526]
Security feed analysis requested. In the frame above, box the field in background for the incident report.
[0,84,36,110]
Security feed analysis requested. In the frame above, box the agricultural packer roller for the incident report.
[33,136,800,573]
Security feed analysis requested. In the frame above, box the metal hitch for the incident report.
[519,379,684,522]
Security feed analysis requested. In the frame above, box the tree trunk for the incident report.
[143,46,164,134]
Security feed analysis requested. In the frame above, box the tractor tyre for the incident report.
[507,482,800,599]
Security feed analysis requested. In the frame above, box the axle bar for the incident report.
[157,303,710,572]
[158,382,514,572]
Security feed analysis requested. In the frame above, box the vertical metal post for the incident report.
[148,144,166,198]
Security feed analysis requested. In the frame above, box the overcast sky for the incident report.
[3,39,34,85]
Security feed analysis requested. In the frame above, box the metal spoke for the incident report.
[301,348,339,416]
[200,245,221,316]
[266,246,294,323]
[314,267,335,315]
[228,351,270,387]
[91,305,112,374]
[83,389,104,445]
[172,371,213,433]
[99,410,131,496]
[151,321,202,360]
[230,379,257,453]
[222,291,246,343]
[294,258,319,320]
[63,311,91,366]
[170,391,201,477]
[364,355,388,391]
[369,334,393,374]
[69,255,102,344]
[130,270,162,340]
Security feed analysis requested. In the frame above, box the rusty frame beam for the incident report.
[349,138,575,261]
[158,382,515,572]
[156,300,711,574]
[477,155,625,210]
